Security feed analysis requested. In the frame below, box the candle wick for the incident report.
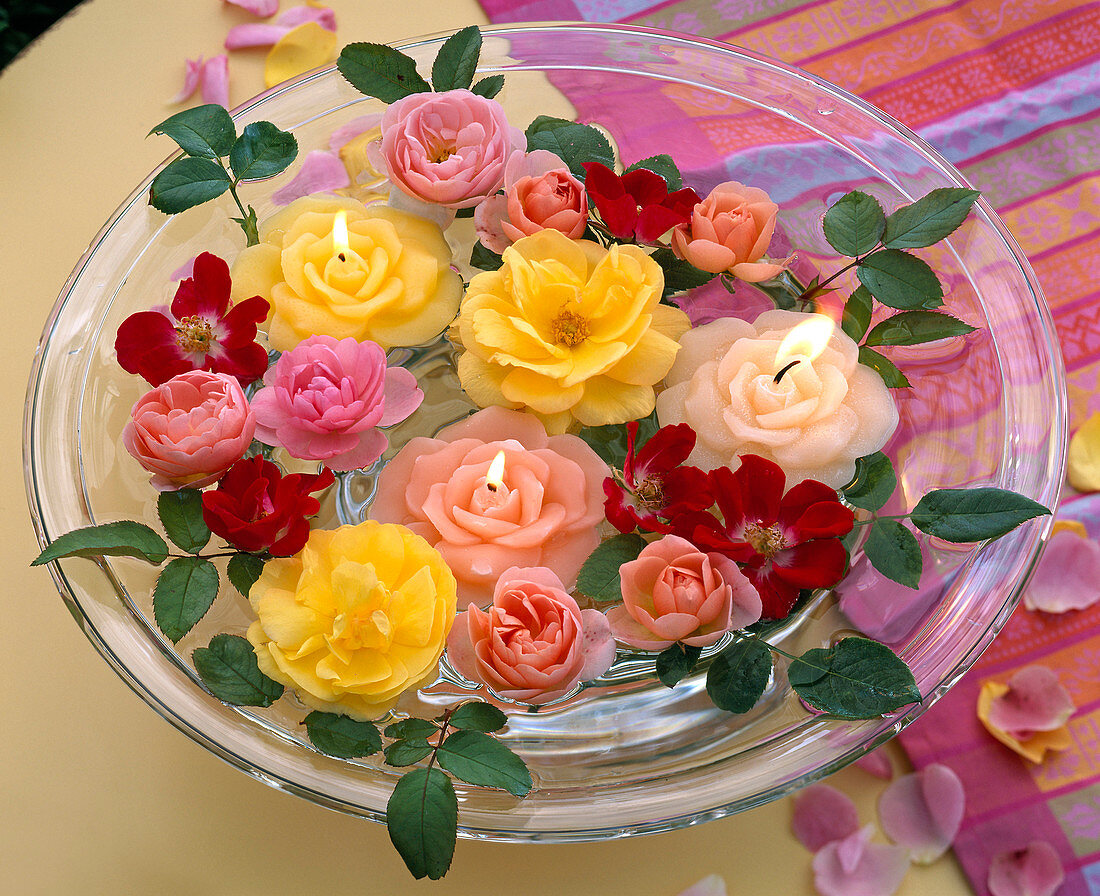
[487,482,497,493]
[774,360,801,383]
[338,252,346,262]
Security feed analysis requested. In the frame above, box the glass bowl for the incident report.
[24,23,1065,840]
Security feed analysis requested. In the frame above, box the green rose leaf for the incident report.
[470,75,504,99]
[470,240,504,271]
[823,190,886,257]
[656,643,703,689]
[706,637,773,713]
[384,718,439,741]
[148,104,236,159]
[858,346,911,388]
[864,310,976,347]
[431,25,481,92]
[32,521,169,566]
[911,488,1050,542]
[304,711,383,759]
[193,633,284,706]
[437,730,532,797]
[149,157,232,214]
[157,489,210,554]
[153,557,220,643]
[226,553,266,598]
[864,520,923,589]
[625,154,683,190]
[650,247,715,298]
[841,285,875,342]
[524,116,615,179]
[229,121,298,181]
[337,42,432,102]
[788,637,921,719]
[232,205,261,247]
[447,701,508,733]
[577,409,658,468]
[576,533,648,602]
[857,249,944,310]
[384,739,435,767]
[387,767,458,880]
[883,188,981,249]
[842,452,897,512]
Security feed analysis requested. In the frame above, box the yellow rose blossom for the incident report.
[455,228,691,433]
[230,195,463,351]
[246,521,457,720]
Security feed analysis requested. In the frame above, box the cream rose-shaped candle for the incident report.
[655,310,898,488]
[370,406,608,605]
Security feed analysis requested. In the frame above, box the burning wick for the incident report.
[333,210,350,263]
[773,360,801,383]
[485,450,506,493]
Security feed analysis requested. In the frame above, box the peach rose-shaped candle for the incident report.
[656,309,898,488]
[446,566,616,704]
[608,535,762,650]
[370,406,609,605]
[229,195,463,351]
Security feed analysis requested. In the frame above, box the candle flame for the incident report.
[486,450,506,491]
[774,314,835,370]
[332,210,350,259]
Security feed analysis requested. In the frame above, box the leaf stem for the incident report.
[735,631,798,662]
[849,512,912,529]
[797,245,882,303]
[224,172,260,246]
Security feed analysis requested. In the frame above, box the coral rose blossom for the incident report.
[671,181,788,281]
[379,88,525,209]
[246,521,457,720]
[122,370,255,491]
[456,229,691,433]
[250,335,423,472]
[446,566,615,704]
[608,534,762,650]
[370,406,609,606]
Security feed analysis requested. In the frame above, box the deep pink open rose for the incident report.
[379,89,525,209]
[446,566,615,704]
[122,370,255,491]
[607,534,762,649]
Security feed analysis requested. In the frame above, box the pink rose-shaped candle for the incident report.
[446,566,616,704]
[608,534,762,650]
[250,335,422,472]
[379,89,526,209]
[371,406,609,605]
[122,370,255,491]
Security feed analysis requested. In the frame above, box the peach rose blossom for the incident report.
[607,534,762,650]
[370,406,608,605]
[379,89,525,209]
[122,370,255,491]
[446,566,615,704]
[671,181,788,281]
[655,310,898,488]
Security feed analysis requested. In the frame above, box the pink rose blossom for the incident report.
[446,566,615,704]
[379,89,526,209]
[607,534,762,650]
[250,335,423,472]
[671,181,789,281]
[122,370,255,491]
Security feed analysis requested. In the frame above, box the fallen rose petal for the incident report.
[675,875,727,896]
[1069,411,1100,492]
[978,680,1074,763]
[170,257,197,281]
[792,784,860,851]
[878,764,964,864]
[988,841,1065,896]
[812,826,910,896]
[225,23,290,49]
[1024,528,1100,613]
[171,56,204,103]
[271,150,349,205]
[854,751,893,780]
[201,55,229,108]
[329,113,382,151]
[277,4,336,30]
[225,0,278,15]
[987,667,1074,737]
[264,21,337,88]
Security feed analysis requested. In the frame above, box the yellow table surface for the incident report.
[0,2,974,893]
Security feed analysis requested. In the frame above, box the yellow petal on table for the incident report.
[264,22,338,88]
[977,680,1074,763]
[1052,519,1088,538]
[1068,411,1100,492]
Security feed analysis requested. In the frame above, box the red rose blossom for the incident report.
[668,454,854,620]
[115,252,270,387]
[603,422,711,534]
[583,161,700,243]
[201,456,334,556]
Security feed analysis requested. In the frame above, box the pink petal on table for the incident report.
[171,56,205,103]
[878,764,964,864]
[1024,528,1100,613]
[224,0,278,15]
[276,4,336,30]
[675,875,727,896]
[812,826,910,896]
[271,150,349,205]
[225,23,290,49]
[854,751,893,780]
[200,55,229,108]
[329,113,382,151]
[987,666,1074,738]
[988,841,1065,896]
[792,784,860,852]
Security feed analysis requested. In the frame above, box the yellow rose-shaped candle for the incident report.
[655,309,898,488]
[455,229,690,433]
[246,521,457,720]
[230,195,462,351]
